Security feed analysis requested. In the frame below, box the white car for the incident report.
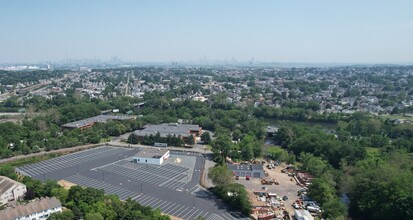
[292,203,301,209]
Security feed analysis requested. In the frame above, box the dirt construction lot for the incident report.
[236,162,302,217]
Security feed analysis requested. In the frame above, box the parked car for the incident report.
[307,205,321,213]
[283,196,289,201]
[235,176,239,180]
[246,176,250,180]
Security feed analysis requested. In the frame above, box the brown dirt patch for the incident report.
[58,179,76,189]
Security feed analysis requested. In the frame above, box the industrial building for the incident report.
[0,176,27,205]
[133,148,170,165]
[0,197,62,220]
[61,114,135,130]
[133,123,202,140]
[227,164,265,178]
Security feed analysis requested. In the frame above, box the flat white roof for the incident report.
[134,148,169,159]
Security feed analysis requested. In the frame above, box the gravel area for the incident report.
[235,162,302,218]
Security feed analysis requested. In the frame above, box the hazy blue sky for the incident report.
[1,0,412,64]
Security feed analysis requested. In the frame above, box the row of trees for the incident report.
[254,105,345,123]
[127,132,192,147]
[0,118,143,158]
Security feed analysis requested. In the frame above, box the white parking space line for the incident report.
[202,211,210,218]
[180,208,198,219]
[146,198,161,206]
[175,207,191,218]
[153,200,168,209]
[169,205,186,216]
[158,201,173,210]
[163,203,180,213]
[190,210,203,219]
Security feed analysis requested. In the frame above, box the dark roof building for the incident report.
[134,123,202,139]
[227,164,264,178]
[62,114,135,129]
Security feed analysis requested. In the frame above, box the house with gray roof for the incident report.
[0,176,26,205]
[0,197,61,220]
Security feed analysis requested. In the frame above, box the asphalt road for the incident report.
[16,146,250,220]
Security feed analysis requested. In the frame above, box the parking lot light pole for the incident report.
[77,164,79,174]
[102,172,105,182]
[140,183,143,195]
[192,196,195,208]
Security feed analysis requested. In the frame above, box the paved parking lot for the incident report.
[17,145,250,220]
[16,146,129,177]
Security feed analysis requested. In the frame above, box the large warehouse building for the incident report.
[133,123,202,140]
[62,114,135,130]
[133,148,170,165]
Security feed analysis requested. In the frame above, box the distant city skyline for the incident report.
[1,0,412,64]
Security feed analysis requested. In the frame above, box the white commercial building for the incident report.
[133,148,170,165]
[0,176,27,205]
[0,197,62,220]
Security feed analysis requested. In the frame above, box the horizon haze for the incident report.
[1,0,412,64]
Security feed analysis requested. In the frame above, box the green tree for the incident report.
[187,134,195,145]
[308,178,336,206]
[208,165,234,186]
[322,198,348,219]
[84,212,104,220]
[51,187,69,205]
[127,133,139,144]
[214,183,252,215]
[211,135,233,164]
[201,131,211,144]
[299,153,330,177]
[266,147,288,161]
[47,210,75,220]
